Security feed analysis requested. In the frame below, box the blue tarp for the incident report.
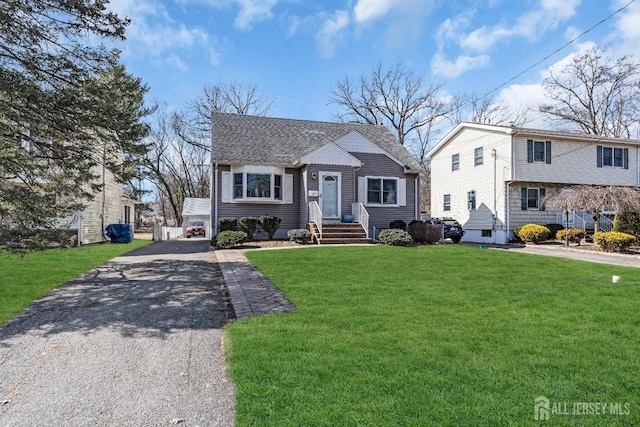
[105,224,134,243]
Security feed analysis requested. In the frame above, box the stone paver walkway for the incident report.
[214,249,296,319]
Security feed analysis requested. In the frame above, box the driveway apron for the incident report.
[0,240,235,427]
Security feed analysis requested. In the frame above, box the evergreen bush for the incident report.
[214,231,247,249]
[613,210,640,240]
[379,229,414,246]
[239,216,259,241]
[556,228,585,244]
[407,220,441,244]
[389,219,407,231]
[218,217,238,232]
[259,215,281,240]
[288,229,312,244]
[592,231,636,253]
[517,224,550,243]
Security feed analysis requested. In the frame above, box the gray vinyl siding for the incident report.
[355,153,418,230]
[216,166,301,239]
[514,136,639,186]
[507,182,565,230]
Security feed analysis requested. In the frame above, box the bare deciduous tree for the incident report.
[539,45,640,138]
[543,185,640,233]
[329,63,449,146]
[448,92,529,126]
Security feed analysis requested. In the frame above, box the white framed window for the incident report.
[367,177,398,205]
[233,172,281,200]
[521,187,545,210]
[444,194,451,211]
[474,147,483,166]
[222,166,293,204]
[452,154,459,171]
[597,145,628,169]
[527,140,551,164]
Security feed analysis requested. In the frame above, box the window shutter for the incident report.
[221,171,231,203]
[398,179,406,206]
[521,187,527,210]
[539,188,545,211]
[527,140,533,163]
[545,141,552,164]
[357,177,365,203]
[284,174,294,204]
[597,145,603,168]
[624,148,629,170]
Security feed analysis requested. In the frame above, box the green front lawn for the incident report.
[0,239,152,325]
[225,245,640,426]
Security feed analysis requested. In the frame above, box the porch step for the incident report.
[309,223,372,245]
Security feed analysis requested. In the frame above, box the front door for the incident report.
[320,173,340,219]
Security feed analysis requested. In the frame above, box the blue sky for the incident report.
[107,0,640,128]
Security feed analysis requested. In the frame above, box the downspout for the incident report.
[101,140,106,242]
[414,172,419,220]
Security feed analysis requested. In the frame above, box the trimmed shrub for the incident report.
[544,223,564,239]
[218,217,237,232]
[239,216,259,241]
[407,220,441,244]
[592,231,636,253]
[556,228,585,244]
[613,210,640,240]
[214,231,247,249]
[389,219,407,231]
[518,224,550,243]
[288,229,312,244]
[259,215,281,240]
[512,226,524,243]
[378,229,414,246]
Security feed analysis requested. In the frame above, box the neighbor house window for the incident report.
[467,191,476,210]
[597,145,628,169]
[482,229,492,237]
[521,187,545,210]
[233,171,282,200]
[452,153,459,171]
[367,177,397,205]
[474,147,483,166]
[527,140,551,164]
[444,194,451,211]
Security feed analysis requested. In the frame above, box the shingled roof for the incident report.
[211,112,421,171]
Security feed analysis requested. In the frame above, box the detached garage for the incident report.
[182,198,211,237]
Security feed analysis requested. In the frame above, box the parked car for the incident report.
[186,221,206,238]
[422,217,464,243]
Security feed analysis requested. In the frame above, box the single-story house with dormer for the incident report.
[210,112,422,242]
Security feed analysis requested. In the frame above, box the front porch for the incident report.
[308,201,373,245]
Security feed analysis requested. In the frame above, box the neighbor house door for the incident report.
[320,172,341,219]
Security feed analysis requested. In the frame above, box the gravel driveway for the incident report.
[0,240,235,427]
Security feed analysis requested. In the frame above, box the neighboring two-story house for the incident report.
[210,112,422,241]
[427,122,640,244]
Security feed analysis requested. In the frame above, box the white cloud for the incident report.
[107,0,211,71]
[315,10,350,58]
[431,53,490,78]
[460,26,511,53]
[233,0,278,30]
[353,0,395,23]
[432,0,581,78]
[612,1,640,57]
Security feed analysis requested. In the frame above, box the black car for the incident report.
[423,217,464,243]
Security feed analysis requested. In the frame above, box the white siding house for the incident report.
[427,123,640,244]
